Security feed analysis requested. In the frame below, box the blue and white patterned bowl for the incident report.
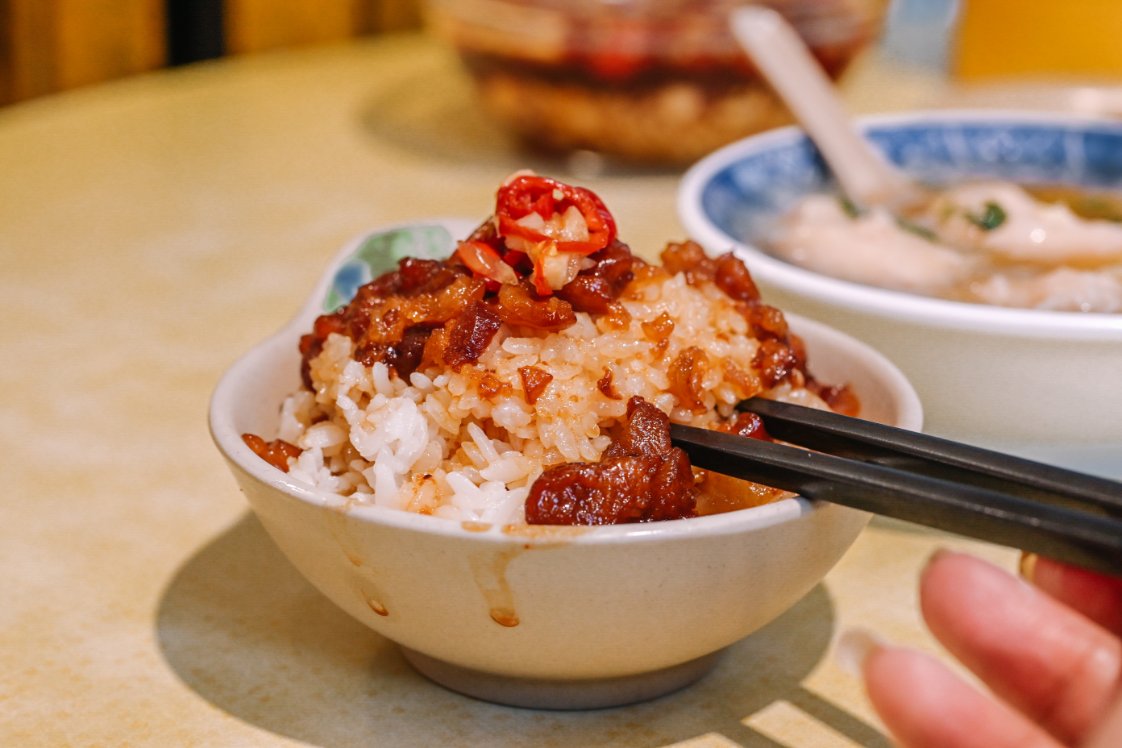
[678,111,1122,476]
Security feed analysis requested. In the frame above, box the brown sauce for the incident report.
[456,38,861,94]
[1027,184,1122,222]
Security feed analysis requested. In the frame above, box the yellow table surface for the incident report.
[5,32,1076,747]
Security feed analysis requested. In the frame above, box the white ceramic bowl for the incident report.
[679,110,1122,479]
[210,220,922,709]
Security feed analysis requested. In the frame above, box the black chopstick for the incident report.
[737,397,1122,518]
[669,403,1122,575]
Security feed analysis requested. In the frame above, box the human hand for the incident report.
[841,550,1122,747]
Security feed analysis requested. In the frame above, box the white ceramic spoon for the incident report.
[730,6,929,210]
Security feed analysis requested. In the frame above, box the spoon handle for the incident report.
[730,7,924,209]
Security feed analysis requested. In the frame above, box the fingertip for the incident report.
[1026,556,1122,635]
[922,545,956,570]
[1030,555,1086,593]
[920,547,974,583]
[835,627,887,678]
[860,645,1061,748]
[920,548,1030,602]
[918,548,998,613]
[1019,551,1038,583]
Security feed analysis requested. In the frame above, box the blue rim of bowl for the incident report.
[678,109,1122,339]
[209,220,923,542]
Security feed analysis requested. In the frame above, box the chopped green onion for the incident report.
[966,201,1007,231]
[895,217,937,241]
[1072,196,1122,223]
[838,196,862,218]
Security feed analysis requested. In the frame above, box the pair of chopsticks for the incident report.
[670,398,1122,575]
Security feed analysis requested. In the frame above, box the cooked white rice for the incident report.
[278,267,828,524]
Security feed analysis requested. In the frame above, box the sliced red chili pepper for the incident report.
[496,175,617,255]
[530,253,552,297]
[456,240,519,286]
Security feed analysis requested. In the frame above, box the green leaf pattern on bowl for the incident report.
[323,224,457,312]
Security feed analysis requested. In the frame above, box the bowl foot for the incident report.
[400,646,726,710]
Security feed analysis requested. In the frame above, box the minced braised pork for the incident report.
[298,240,639,389]
[525,397,697,525]
[242,434,301,472]
[290,231,849,525]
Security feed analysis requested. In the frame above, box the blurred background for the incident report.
[4,1,1121,97]
[3,0,1121,163]
[0,0,1027,106]
[0,0,422,105]
[5,0,1121,108]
